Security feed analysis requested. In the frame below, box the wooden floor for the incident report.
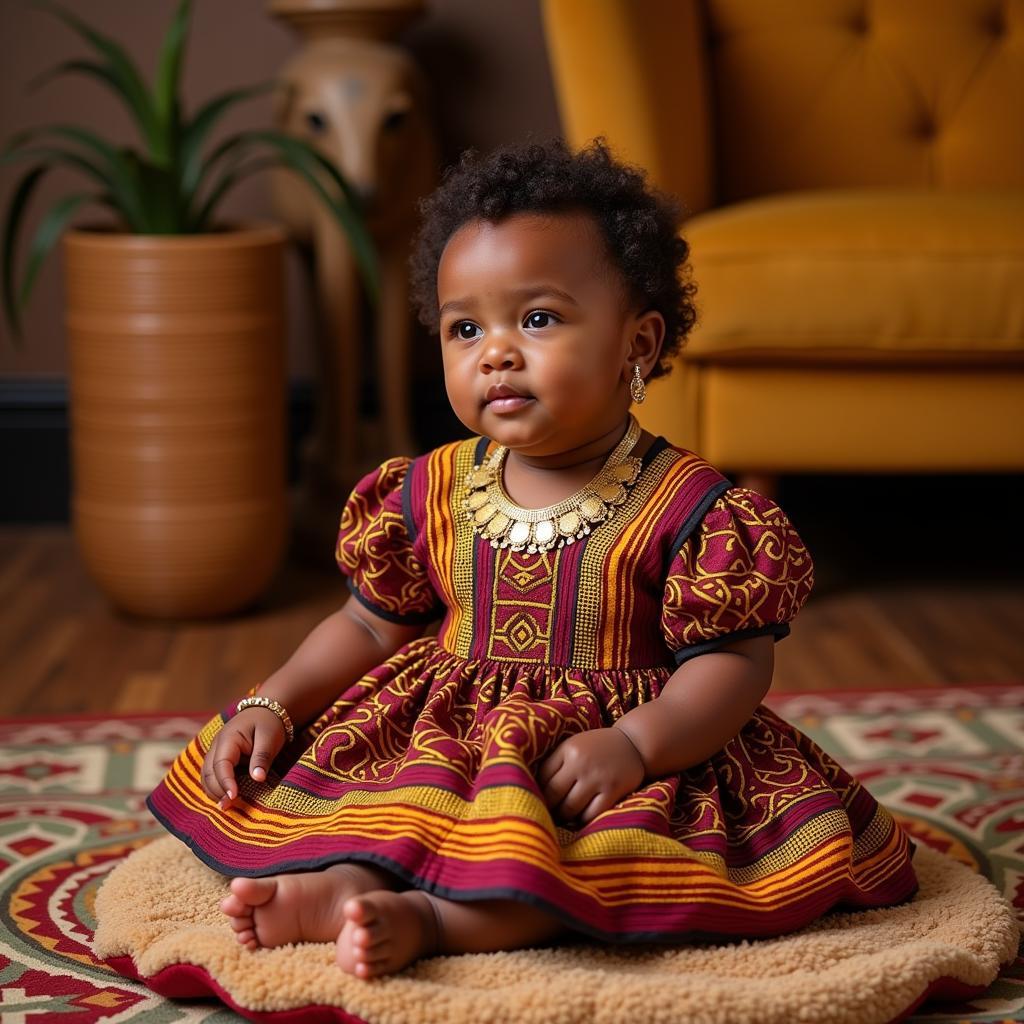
[3,474,1023,716]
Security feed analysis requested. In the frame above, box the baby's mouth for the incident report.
[486,394,534,413]
[484,384,534,412]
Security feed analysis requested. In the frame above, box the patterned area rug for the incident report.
[1,685,1021,1023]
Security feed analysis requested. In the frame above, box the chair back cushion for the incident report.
[707,0,1024,200]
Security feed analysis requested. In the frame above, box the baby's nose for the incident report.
[480,336,522,369]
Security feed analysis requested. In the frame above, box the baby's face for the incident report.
[436,210,641,458]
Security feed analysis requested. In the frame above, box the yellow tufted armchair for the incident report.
[541,0,1024,493]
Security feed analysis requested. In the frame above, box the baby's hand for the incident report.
[536,727,645,826]
[200,708,286,810]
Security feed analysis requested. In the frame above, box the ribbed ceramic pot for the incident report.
[63,224,289,618]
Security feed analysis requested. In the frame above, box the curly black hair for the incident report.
[408,136,697,379]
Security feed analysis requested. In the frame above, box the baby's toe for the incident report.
[229,876,277,907]
[336,891,435,978]
[357,944,395,978]
[220,893,252,918]
[335,919,363,975]
[342,895,377,927]
[351,923,382,948]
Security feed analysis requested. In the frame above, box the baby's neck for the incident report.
[500,422,652,510]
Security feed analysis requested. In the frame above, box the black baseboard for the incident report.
[0,378,314,523]
[2,379,72,522]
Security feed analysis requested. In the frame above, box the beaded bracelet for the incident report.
[235,696,295,743]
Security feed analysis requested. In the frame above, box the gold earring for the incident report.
[630,363,647,405]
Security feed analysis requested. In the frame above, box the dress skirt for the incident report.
[147,636,919,944]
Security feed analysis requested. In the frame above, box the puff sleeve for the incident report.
[335,456,444,624]
[661,487,815,665]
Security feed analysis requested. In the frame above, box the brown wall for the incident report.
[0,0,562,379]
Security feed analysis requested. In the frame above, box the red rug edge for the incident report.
[103,954,1010,1024]
[105,955,369,1024]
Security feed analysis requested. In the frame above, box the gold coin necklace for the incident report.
[461,415,643,553]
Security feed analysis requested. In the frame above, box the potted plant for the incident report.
[1,0,378,618]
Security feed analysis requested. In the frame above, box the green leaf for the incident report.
[179,82,276,201]
[188,156,279,232]
[153,0,191,166]
[249,130,363,209]
[19,191,100,312]
[2,165,48,343]
[6,123,122,172]
[245,132,378,302]
[192,130,378,300]
[3,125,145,229]
[31,1,160,157]
[121,152,180,234]
[182,134,254,224]
[27,57,120,95]
[0,144,135,229]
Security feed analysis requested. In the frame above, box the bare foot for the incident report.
[221,862,402,950]
[336,890,441,979]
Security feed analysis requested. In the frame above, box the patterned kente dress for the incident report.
[147,435,919,943]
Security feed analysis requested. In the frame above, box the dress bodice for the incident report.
[336,436,815,671]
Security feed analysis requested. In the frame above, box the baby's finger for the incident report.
[556,781,589,822]
[578,792,612,825]
[543,772,575,814]
[248,720,280,782]
[535,751,562,789]
[200,751,224,801]
[213,754,239,803]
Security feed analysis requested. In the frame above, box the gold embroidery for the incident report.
[336,457,439,619]
[504,551,555,594]
[488,547,559,661]
[663,486,814,653]
[449,440,481,658]
[572,448,705,668]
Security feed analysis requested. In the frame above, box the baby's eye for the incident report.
[524,310,557,329]
[448,320,481,340]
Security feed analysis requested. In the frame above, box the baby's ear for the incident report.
[629,309,666,374]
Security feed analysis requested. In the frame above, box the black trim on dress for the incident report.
[346,577,442,626]
[672,622,792,665]
[667,478,734,559]
[643,435,670,466]
[473,435,491,464]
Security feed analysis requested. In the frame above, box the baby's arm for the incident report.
[613,634,775,778]
[538,634,774,825]
[203,600,425,806]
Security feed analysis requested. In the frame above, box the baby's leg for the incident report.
[336,890,568,978]
[222,861,407,950]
